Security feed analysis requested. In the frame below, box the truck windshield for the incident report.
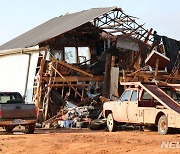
[0,93,23,104]
[120,90,131,101]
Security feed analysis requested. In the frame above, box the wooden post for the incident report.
[102,54,112,98]
[155,59,159,78]
[44,62,54,120]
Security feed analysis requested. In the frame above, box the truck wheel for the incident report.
[26,124,35,134]
[107,113,117,132]
[5,126,14,132]
[89,119,106,130]
[158,115,168,135]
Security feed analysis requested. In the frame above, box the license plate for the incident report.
[12,119,25,125]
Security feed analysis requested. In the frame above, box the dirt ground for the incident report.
[0,127,179,154]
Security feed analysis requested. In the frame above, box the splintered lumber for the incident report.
[50,57,93,77]
[50,64,83,99]
[130,28,153,68]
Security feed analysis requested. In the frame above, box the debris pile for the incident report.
[28,7,180,126]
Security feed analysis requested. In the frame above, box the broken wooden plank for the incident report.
[50,57,93,77]
[42,76,104,82]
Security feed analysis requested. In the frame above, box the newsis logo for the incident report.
[161,141,180,149]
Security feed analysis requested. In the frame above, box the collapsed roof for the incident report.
[0,6,151,50]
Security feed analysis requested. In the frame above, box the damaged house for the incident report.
[0,7,179,124]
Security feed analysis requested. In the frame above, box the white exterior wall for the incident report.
[25,52,39,103]
[0,52,39,103]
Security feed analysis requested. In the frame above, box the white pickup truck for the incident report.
[103,82,180,135]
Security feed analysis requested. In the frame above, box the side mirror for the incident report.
[118,100,122,104]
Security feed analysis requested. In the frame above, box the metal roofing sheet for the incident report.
[0,7,116,50]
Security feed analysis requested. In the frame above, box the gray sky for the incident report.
[1,0,180,45]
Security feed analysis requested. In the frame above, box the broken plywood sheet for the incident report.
[145,50,170,69]
[116,35,139,51]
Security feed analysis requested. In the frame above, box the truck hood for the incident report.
[103,100,118,111]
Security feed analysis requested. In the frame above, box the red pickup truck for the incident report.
[103,82,180,135]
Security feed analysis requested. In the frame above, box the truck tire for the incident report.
[107,113,117,132]
[158,115,168,135]
[5,126,14,132]
[26,124,35,134]
[76,121,89,128]
[89,119,106,130]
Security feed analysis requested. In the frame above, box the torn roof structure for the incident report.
[0,7,179,122]
[0,7,151,50]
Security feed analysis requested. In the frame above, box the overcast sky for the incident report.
[0,0,180,45]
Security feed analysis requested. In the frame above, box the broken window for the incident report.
[64,47,90,64]
[78,47,90,64]
[65,47,77,63]
[53,50,63,61]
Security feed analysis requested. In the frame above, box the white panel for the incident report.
[0,54,29,95]
[110,67,119,96]
[25,52,39,103]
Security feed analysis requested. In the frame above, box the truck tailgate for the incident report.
[0,104,36,119]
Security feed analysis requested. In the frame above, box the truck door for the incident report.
[114,90,131,122]
[127,90,138,123]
